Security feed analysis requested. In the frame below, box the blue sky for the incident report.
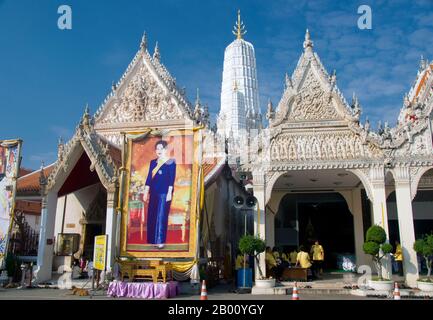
[0,0,432,169]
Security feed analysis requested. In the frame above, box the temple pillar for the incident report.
[369,167,392,279]
[393,166,419,287]
[351,188,370,269]
[105,190,117,273]
[35,191,58,283]
[253,171,266,280]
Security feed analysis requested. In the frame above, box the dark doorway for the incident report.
[83,224,104,260]
[298,201,355,269]
[276,192,355,270]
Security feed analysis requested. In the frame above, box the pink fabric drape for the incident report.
[107,281,179,299]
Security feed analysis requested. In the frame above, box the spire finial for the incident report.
[285,72,292,89]
[232,9,247,40]
[195,88,201,106]
[303,28,313,50]
[153,42,160,61]
[140,31,147,50]
[420,55,427,71]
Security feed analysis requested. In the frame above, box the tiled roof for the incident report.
[203,156,226,187]
[16,163,55,195]
[15,200,41,215]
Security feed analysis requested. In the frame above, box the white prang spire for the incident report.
[217,10,261,140]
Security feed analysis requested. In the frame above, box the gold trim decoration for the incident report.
[120,128,202,258]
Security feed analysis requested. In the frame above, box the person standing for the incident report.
[394,241,404,277]
[142,140,176,249]
[310,240,324,277]
[265,247,278,278]
[289,248,298,265]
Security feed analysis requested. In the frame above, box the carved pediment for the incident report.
[96,64,186,125]
[287,69,341,122]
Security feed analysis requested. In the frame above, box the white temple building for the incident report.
[217,11,261,140]
[14,12,433,290]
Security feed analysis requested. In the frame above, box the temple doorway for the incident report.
[275,192,356,270]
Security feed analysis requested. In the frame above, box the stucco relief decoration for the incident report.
[100,66,182,124]
[288,72,340,121]
[269,132,381,162]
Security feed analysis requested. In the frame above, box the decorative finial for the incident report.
[266,99,274,120]
[140,31,147,50]
[232,9,247,40]
[202,104,210,125]
[303,29,313,50]
[112,81,117,92]
[285,73,292,89]
[84,103,90,115]
[195,88,201,107]
[153,42,160,61]
[419,55,427,71]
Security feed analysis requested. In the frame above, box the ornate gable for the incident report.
[46,110,120,193]
[270,31,355,127]
[287,67,341,121]
[93,34,195,145]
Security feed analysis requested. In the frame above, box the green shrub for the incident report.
[363,225,392,280]
[366,225,387,244]
[413,233,433,281]
[238,234,266,279]
[363,241,380,256]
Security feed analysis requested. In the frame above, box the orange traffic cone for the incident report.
[292,282,300,300]
[393,282,401,300]
[200,280,208,300]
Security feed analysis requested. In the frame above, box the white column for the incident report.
[105,191,117,273]
[35,191,58,283]
[351,188,370,269]
[369,167,392,279]
[265,211,275,248]
[394,167,419,287]
[253,171,266,280]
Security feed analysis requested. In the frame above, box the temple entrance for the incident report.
[53,152,108,270]
[275,192,355,270]
[269,169,370,272]
[81,186,107,260]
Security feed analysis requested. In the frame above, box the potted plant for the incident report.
[238,234,274,288]
[363,225,394,291]
[413,233,433,292]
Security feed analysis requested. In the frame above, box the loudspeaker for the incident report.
[245,196,257,208]
[233,196,244,209]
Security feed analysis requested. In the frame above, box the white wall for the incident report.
[53,183,101,241]
[24,214,41,232]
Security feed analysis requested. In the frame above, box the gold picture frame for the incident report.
[120,128,200,258]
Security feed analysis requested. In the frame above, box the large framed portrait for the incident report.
[121,129,200,258]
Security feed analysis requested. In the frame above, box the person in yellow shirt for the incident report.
[233,250,249,290]
[394,241,404,277]
[265,247,278,278]
[289,248,298,265]
[281,251,290,265]
[310,240,324,277]
[295,245,312,269]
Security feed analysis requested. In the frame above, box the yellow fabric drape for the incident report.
[199,166,205,211]
[170,260,197,273]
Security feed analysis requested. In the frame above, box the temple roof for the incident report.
[16,163,55,197]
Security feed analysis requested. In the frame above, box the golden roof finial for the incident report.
[232,9,247,40]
